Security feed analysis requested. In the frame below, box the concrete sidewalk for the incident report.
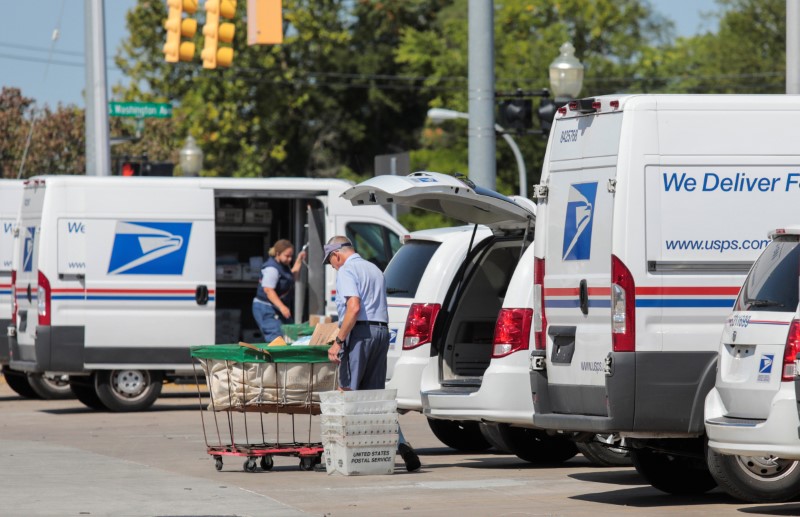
[0,439,309,517]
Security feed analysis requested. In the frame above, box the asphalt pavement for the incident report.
[1,379,798,517]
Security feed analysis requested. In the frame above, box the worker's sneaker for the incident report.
[398,442,421,472]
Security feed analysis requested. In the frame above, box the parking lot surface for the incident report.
[1,380,797,517]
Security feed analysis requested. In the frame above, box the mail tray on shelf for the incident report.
[191,344,336,413]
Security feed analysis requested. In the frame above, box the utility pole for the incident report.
[467,0,496,191]
[84,0,111,176]
[789,0,800,94]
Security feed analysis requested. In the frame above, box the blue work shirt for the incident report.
[335,253,388,325]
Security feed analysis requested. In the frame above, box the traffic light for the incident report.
[163,0,199,63]
[119,160,141,177]
[247,0,283,45]
[202,0,237,69]
[536,98,570,136]
[498,98,533,133]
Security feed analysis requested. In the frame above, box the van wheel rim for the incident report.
[110,370,148,399]
[736,455,798,481]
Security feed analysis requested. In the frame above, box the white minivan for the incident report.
[344,172,588,460]
[705,227,800,502]
[530,94,800,497]
[8,175,404,411]
[383,225,497,450]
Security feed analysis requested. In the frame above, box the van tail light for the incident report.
[10,270,17,324]
[403,303,441,350]
[37,270,51,326]
[492,308,533,358]
[782,319,800,381]
[533,257,547,350]
[611,254,636,352]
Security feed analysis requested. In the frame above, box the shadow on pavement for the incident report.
[738,503,800,515]
[568,469,647,486]
[571,485,738,507]
[39,403,201,415]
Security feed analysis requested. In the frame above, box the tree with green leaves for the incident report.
[113,0,444,178]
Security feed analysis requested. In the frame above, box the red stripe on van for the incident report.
[52,288,216,295]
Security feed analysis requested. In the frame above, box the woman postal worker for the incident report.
[252,239,306,343]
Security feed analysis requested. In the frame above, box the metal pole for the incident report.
[84,0,111,176]
[497,126,527,199]
[789,0,800,94]
[468,0,496,190]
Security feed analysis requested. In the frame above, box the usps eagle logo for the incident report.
[107,222,192,275]
[23,226,36,272]
[562,182,598,261]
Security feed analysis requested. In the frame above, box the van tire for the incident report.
[69,376,107,410]
[496,424,578,464]
[631,448,716,495]
[2,366,41,399]
[95,370,163,412]
[27,373,74,400]
[707,447,800,503]
[478,423,513,453]
[426,418,491,452]
[576,441,632,467]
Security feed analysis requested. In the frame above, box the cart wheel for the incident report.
[299,457,315,471]
[243,458,257,473]
[260,455,274,471]
[214,456,223,471]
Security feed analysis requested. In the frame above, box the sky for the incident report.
[1,0,720,109]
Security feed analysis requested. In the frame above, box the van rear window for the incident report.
[735,237,800,313]
[383,240,441,299]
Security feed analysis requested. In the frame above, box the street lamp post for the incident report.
[180,136,203,176]
[548,42,585,100]
[428,108,528,199]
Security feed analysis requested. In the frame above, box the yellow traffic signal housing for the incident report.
[202,0,236,69]
[247,0,283,45]
[163,0,198,63]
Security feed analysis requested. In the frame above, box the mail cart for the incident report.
[190,343,336,472]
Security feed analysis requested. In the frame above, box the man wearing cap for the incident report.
[323,235,421,472]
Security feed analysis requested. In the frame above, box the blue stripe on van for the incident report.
[545,299,611,308]
[636,299,735,308]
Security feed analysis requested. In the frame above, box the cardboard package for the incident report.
[309,314,333,326]
[309,323,339,346]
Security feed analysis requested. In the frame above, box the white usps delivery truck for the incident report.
[7,175,404,411]
[530,94,800,497]
[1,180,23,371]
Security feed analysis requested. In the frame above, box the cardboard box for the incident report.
[309,314,333,326]
[310,322,339,346]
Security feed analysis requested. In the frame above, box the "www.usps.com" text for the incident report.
[665,239,770,253]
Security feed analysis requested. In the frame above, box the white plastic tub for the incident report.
[323,434,399,475]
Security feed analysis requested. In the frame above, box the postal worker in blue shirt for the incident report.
[253,239,306,343]
[323,235,421,472]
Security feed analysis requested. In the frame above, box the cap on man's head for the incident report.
[322,241,353,265]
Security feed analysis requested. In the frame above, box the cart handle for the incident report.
[238,341,272,359]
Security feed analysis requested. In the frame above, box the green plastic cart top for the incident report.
[190,344,331,364]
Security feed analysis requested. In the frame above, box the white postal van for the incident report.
[530,95,800,495]
[8,175,404,411]
[1,180,23,365]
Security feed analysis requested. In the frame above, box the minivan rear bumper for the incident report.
[422,355,534,426]
[706,384,800,459]
[532,351,717,435]
[9,325,86,373]
[386,345,429,411]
